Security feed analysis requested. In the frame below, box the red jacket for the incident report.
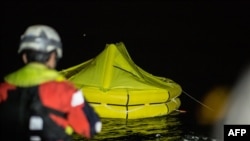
[0,63,101,140]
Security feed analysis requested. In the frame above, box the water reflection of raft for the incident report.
[60,42,182,119]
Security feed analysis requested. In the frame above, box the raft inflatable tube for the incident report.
[83,87,181,119]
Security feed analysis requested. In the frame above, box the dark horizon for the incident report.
[1,1,250,112]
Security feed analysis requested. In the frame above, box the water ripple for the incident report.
[72,112,217,141]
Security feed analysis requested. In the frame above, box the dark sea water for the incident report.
[72,111,217,141]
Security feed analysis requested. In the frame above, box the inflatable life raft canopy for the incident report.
[60,42,182,119]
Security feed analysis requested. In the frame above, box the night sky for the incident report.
[1,1,250,111]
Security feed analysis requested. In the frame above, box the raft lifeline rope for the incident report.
[182,90,214,112]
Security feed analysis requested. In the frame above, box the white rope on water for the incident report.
[182,90,214,112]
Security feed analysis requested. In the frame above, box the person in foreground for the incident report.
[0,25,102,141]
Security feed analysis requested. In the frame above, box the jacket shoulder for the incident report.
[39,80,80,109]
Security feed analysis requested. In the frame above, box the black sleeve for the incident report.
[82,99,101,137]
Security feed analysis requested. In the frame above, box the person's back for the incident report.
[0,25,102,141]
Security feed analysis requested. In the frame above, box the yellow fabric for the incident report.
[65,125,74,135]
[5,62,65,87]
[60,42,181,91]
[60,42,182,119]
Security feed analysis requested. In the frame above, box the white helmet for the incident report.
[18,25,63,58]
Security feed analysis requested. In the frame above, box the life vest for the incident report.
[0,63,72,141]
[0,85,72,141]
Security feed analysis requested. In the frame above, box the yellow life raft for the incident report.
[60,42,182,119]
